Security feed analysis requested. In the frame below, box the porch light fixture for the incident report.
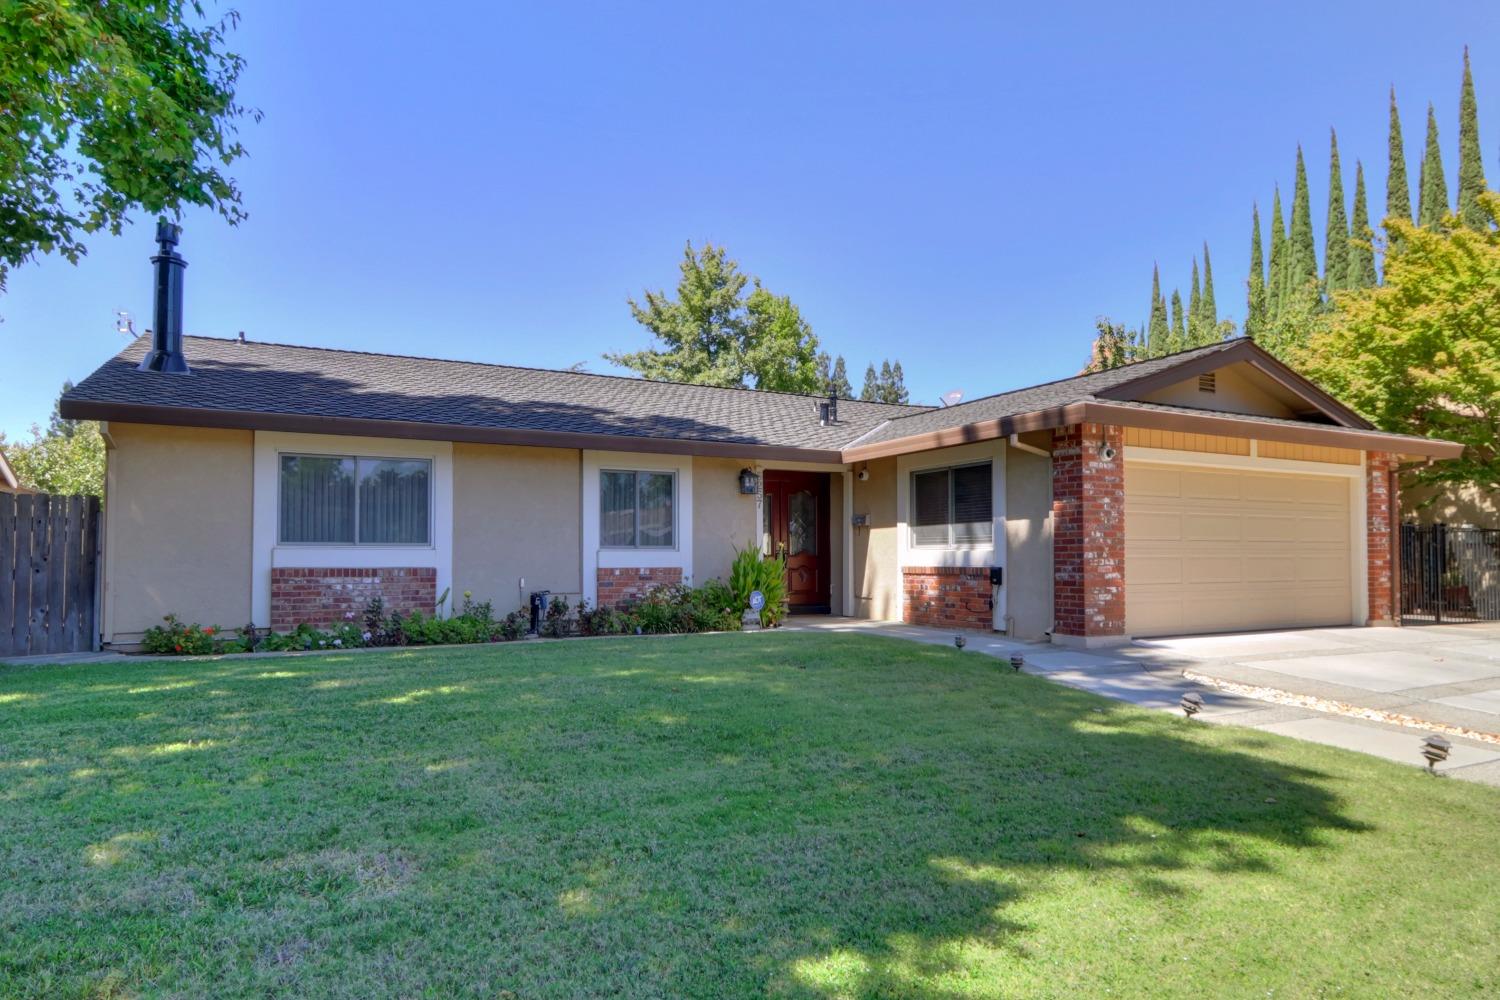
[1180,691,1205,717]
[738,468,759,495]
[1420,733,1451,772]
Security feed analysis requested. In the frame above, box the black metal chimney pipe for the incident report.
[137,221,190,374]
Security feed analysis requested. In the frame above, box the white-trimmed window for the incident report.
[600,470,676,548]
[911,462,992,547]
[278,453,432,545]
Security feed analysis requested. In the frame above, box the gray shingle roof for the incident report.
[63,336,929,452]
[849,341,1245,446]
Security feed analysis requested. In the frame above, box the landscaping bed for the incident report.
[2,633,1498,997]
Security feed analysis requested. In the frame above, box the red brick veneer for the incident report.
[596,567,683,608]
[270,567,436,632]
[1365,451,1399,626]
[1051,423,1126,641]
[902,566,992,630]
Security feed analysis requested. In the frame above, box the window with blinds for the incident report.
[910,462,992,547]
[600,470,676,548]
[279,454,431,545]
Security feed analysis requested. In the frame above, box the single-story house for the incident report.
[59,229,1462,648]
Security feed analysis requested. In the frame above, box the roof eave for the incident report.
[1090,338,1373,429]
[837,399,1463,462]
[60,399,847,464]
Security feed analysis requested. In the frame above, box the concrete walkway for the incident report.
[784,617,1500,786]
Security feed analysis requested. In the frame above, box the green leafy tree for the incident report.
[0,0,255,292]
[1287,146,1320,301]
[6,384,105,496]
[1418,103,1450,227]
[1297,193,1500,494]
[887,361,909,404]
[1186,259,1203,345]
[1170,289,1186,348]
[1268,187,1288,319]
[1456,46,1488,230]
[1348,160,1378,289]
[1147,264,1169,352]
[1200,243,1219,341]
[608,243,822,393]
[1086,318,1137,372]
[1387,86,1413,226]
[817,354,853,398]
[1246,203,1268,339]
[1324,130,1350,293]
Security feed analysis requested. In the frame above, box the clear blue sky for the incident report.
[2,1,1497,440]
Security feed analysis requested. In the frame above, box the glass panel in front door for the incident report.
[789,489,817,556]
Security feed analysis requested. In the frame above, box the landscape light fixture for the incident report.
[1180,692,1205,717]
[1420,733,1451,772]
[1009,655,1024,672]
[954,635,966,649]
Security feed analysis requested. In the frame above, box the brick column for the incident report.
[1051,423,1127,646]
[1365,451,1399,626]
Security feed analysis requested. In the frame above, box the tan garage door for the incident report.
[1125,461,1353,637]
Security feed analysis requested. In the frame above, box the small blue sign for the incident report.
[749,590,766,612]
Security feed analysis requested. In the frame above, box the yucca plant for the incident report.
[730,542,788,627]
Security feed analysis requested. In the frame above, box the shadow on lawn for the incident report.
[0,636,1371,997]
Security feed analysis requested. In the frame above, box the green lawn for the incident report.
[2,634,1498,998]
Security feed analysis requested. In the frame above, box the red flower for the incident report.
[203,627,214,636]
[174,644,183,652]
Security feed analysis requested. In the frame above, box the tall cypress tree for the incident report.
[860,363,879,401]
[1348,160,1377,289]
[1268,186,1288,320]
[1170,289,1186,349]
[1418,103,1450,226]
[1246,203,1267,339]
[829,355,852,398]
[1187,258,1202,344]
[1147,264,1169,353]
[1323,129,1350,293]
[1387,86,1412,225]
[1457,45,1488,229]
[1200,242,1218,337]
[1288,146,1319,303]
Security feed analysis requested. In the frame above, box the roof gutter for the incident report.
[57,399,847,464]
[837,399,1463,462]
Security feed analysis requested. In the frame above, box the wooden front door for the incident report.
[763,471,831,613]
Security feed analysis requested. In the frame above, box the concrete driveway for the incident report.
[1137,623,1500,739]
[786,617,1500,784]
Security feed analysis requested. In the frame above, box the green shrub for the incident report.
[729,543,788,626]
[575,599,625,636]
[498,610,529,641]
[542,596,572,638]
[140,614,219,655]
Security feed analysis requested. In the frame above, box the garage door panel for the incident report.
[1131,555,1185,585]
[1126,462,1353,637]
[1128,510,1183,542]
[1126,465,1184,498]
[1182,513,1242,541]
[1180,470,1243,501]
[1243,513,1299,543]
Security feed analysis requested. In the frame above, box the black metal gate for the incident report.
[1400,523,1500,623]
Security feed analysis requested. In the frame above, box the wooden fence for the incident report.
[0,493,100,658]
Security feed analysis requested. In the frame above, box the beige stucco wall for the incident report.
[851,457,900,620]
[1140,363,1298,419]
[1403,480,1499,527]
[1004,444,1053,639]
[692,457,759,584]
[453,443,581,612]
[103,422,254,644]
